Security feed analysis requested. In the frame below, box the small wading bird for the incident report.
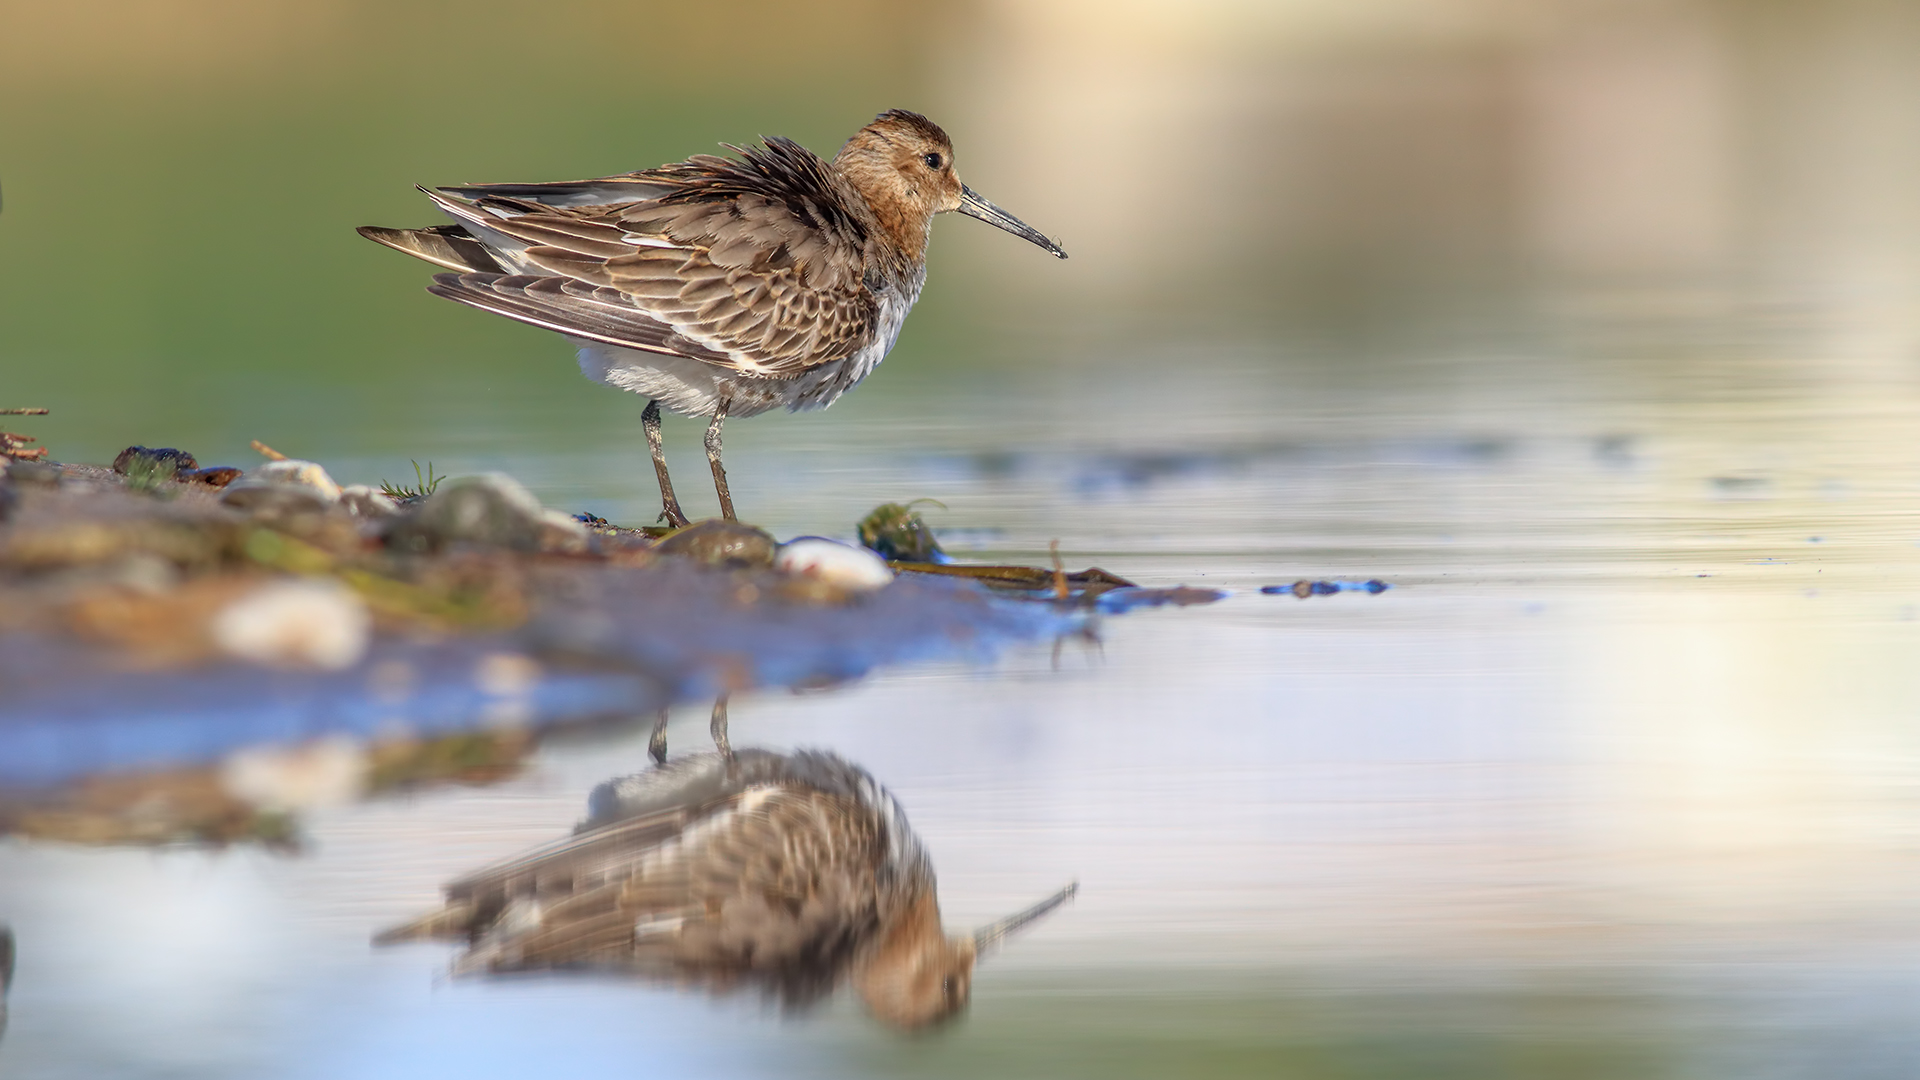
[376,750,1076,1029]
[359,110,1067,526]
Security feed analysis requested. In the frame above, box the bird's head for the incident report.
[853,882,1077,1030]
[835,109,1066,262]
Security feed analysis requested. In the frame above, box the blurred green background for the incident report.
[2,0,979,471]
[8,0,1917,494]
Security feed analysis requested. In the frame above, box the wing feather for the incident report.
[412,785,887,979]
[364,137,881,377]
[427,272,732,363]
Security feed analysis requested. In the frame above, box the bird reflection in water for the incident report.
[377,749,1075,1029]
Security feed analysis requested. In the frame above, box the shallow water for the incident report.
[5,334,1920,1077]
[6,0,1920,1075]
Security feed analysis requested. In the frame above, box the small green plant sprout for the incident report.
[380,460,445,503]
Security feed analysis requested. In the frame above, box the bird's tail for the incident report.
[356,224,505,274]
[372,899,479,945]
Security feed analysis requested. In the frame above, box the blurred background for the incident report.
[4,0,1920,1077]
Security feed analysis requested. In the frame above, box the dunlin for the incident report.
[360,110,1067,526]
[376,749,1075,1028]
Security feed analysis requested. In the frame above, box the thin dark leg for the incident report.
[643,399,690,528]
[705,398,734,522]
[648,706,670,764]
[709,693,733,759]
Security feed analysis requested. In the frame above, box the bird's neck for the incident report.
[853,888,945,980]
[833,158,935,269]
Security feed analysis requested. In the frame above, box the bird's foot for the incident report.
[710,694,733,762]
[648,706,670,764]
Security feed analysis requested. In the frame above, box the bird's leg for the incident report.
[647,705,670,765]
[643,399,690,528]
[705,397,735,522]
[709,692,733,760]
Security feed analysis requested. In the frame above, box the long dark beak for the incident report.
[957,185,1068,259]
[972,881,1078,958]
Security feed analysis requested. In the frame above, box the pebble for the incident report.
[219,734,368,811]
[655,520,778,570]
[220,480,335,518]
[220,459,345,518]
[339,484,401,519]
[112,446,197,476]
[210,579,371,670]
[249,459,343,502]
[179,466,243,488]
[775,538,895,591]
[387,473,584,554]
[857,501,945,562]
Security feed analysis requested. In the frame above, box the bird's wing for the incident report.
[417,139,881,377]
[372,805,697,945]
[426,272,733,363]
[423,784,888,978]
[357,224,505,274]
[436,176,677,208]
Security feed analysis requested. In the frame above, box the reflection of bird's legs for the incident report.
[644,399,690,528]
[648,706,671,764]
[709,693,733,759]
[705,397,734,522]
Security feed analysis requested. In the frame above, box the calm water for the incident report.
[5,1,1920,1076]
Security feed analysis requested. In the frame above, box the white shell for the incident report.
[249,459,342,502]
[339,484,401,518]
[220,735,368,811]
[773,538,895,591]
[211,579,371,670]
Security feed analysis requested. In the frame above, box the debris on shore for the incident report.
[0,443,1222,847]
[1261,579,1393,598]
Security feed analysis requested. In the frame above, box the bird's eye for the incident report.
[923,153,943,170]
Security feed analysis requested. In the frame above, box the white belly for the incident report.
[571,271,925,420]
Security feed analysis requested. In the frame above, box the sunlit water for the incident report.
[4,329,1919,1079]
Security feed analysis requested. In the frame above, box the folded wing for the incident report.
[379,784,889,987]
[364,138,881,378]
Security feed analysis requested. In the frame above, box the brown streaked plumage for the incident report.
[375,749,1074,1029]
[359,110,1066,527]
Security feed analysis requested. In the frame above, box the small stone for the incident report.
[220,735,368,811]
[211,579,371,670]
[775,538,894,592]
[386,473,553,554]
[178,466,243,488]
[654,519,778,570]
[249,459,342,502]
[857,501,945,562]
[220,480,336,519]
[538,509,591,554]
[6,461,61,487]
[113,446,198,476]
[339,484,402,519]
